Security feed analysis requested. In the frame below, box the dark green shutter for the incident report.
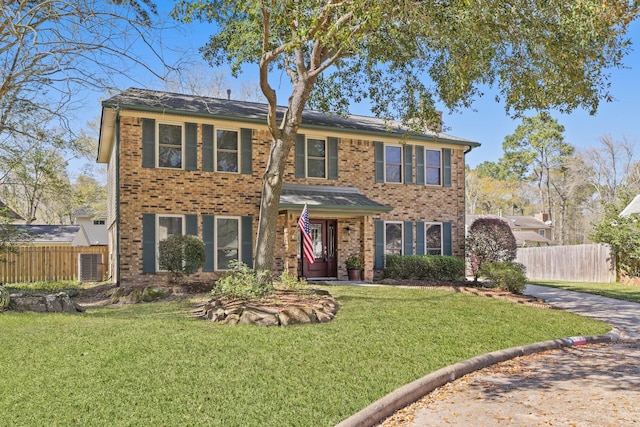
[295,133,306,178]
[404,144,413,185]
[202,215,215,272]
[241,216,253,267]
[142,119,155,168]
[415,145,425,185]
[416,221,425,255]
[328,137,338,180]
[142,214,156,273]
[186,214,198,236]
[443,222,452,255]
[374,219,384,269]
[374,141,384,183]
[443,148,452,187]
[185,123,198,170]
[202,124,214,172]
[403,221,413,255]
[241,128,252,174]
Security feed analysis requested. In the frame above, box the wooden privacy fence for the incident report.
[516,244,615,283]
[0,245,109,284]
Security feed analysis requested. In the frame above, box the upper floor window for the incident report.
[538,229,546,237]
[157,123,183,169]
[93,220,105,225]
[385,145,402,183]
[425,149,441,185]
[216,216,240,270]
[216,129,239,173]
[425,222,443,255]
[385,221,403,256]
[306,138,327,178]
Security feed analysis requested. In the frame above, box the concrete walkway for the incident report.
[338,285,640,427]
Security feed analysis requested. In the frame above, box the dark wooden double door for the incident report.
[299,219,337,278]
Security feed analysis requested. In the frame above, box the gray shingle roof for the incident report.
[14,225,80,244]
[102,88,479,147]
[279,184,392,215]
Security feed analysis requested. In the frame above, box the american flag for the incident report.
[298,204,315,264]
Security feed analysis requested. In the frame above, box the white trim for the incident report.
[305,136,328,179]
[383,143,403,184]
[214,127,240,174]
[214,216,241,271]
[155,214,185,271]
[156,121,184,170]
[425,222,443,255]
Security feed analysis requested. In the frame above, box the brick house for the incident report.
[97,88,480,285]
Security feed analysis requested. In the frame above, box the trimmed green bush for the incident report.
[213,261,274,299]
[158,234,206,282]
[384,255,465,281]
[479,261,528,294]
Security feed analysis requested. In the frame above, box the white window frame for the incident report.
[305,136,328,179]
[425,148,442,186]
[384,144,403,184]
[156,122,184,169]
[155,214,185,271]
[214,127,240,173]
[384,221,404,258]
[425,222,443,255]
[215,216,241,271]
[538,229,546,237]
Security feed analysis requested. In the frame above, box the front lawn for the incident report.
[532,280,640,303]
[1,285,609,426]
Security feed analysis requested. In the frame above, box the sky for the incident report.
[83,3,640,170]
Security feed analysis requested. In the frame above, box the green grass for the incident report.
[0,285,609,426]
[4,280,80,293]
[532,280,640,303]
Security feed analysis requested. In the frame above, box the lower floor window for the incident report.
[385,222,403,256]
[425,222,443,255]
[157,215,184,270]
[216,217,239,270]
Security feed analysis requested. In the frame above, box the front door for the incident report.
[300,219,337,278]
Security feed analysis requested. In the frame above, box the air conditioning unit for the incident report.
[78,253,103,282]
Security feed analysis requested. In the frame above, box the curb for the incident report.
[335,329,623,427]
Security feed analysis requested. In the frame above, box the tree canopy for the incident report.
[173,0,639,278]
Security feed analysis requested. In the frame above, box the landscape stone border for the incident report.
[193,288,339,326]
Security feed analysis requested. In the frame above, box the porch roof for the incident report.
[279,184,393,217]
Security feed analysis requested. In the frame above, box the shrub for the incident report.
[275,271,308,291]
[479,261,527,294]
[158,234,206,282]
[213,261,274,299]
[466,217,517,281]
[0,286,9,311]
[384,255,465,281]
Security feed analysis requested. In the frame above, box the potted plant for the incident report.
[345,253,364,281]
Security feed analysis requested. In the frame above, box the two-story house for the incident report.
[97,88,479,285]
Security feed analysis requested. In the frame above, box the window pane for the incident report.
[385,223,402,255]
[158,217,182,241]
[307,139,326,157]
[217,152,239,172]
[309,223,323,258]
[426,168,441,185]
[385,146,401,163]
[426,224,442,255]
[159,146,182,168]
[217,130,238,150]
[386,164,401,183]
[307,159,326,178]
[217,218,239,270]
[159,124,182,146]
[425,150,441,167]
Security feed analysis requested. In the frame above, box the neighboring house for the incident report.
[0,200,22,223]
[466,214,553,247]
[620,194,640,217]
[97,88,480,285]
[73,210,109,246]
[13,225,81,246]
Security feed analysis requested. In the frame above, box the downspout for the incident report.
[115,110,121,285]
